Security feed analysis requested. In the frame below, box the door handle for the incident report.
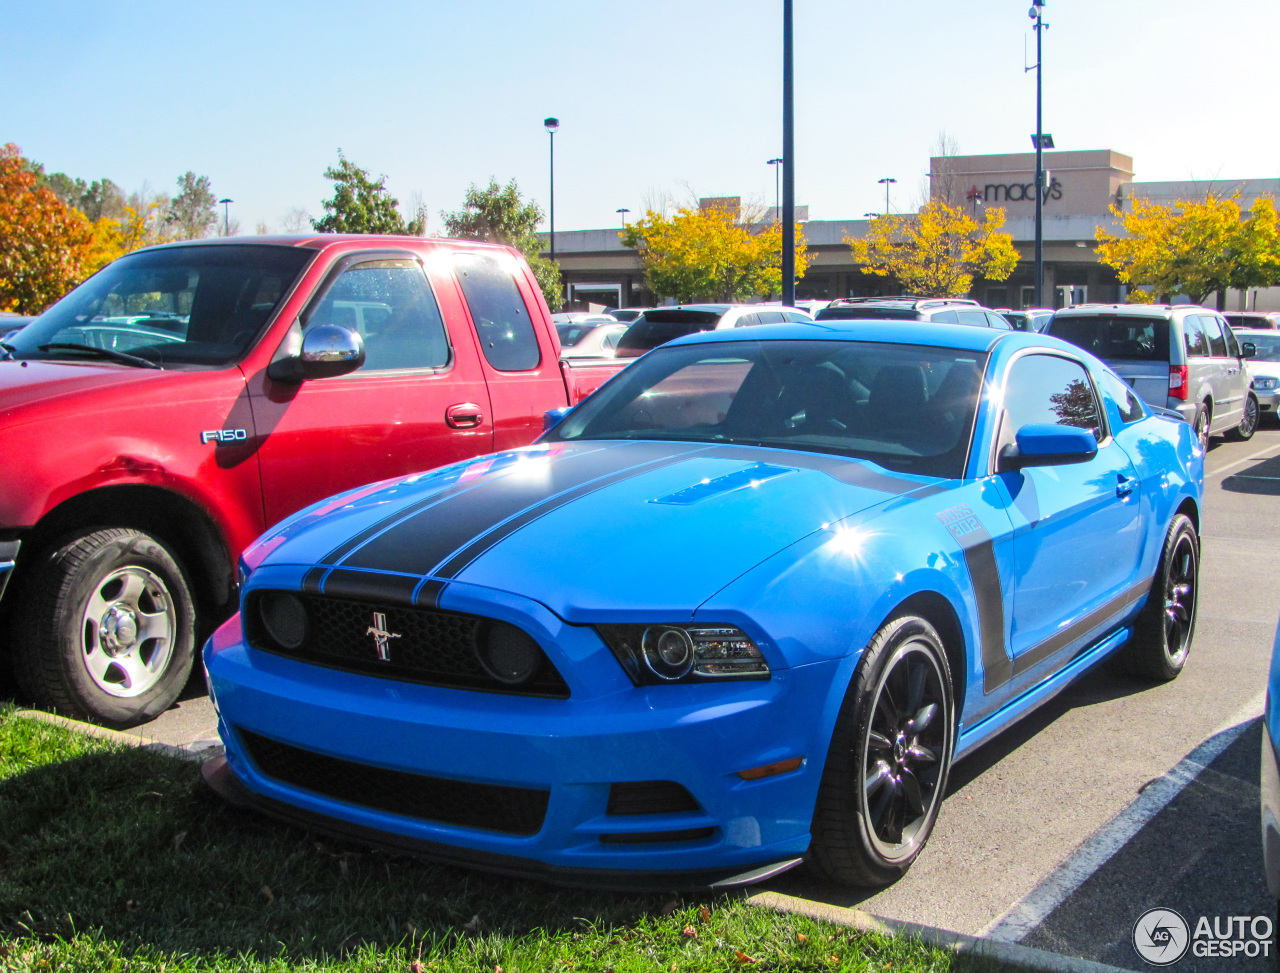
[1116,474,1136,498]
[445,402,484,429]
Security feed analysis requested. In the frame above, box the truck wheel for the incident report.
[14,528,196,728]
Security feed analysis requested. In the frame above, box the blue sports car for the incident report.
[203,321,1203,889]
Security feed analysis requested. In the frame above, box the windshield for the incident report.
[615,309,725,357]
[8,244,313,367]
[1247,334,1280,362]
[556,323,594,348]
[544,339,986,478]
[1048,315,1170,362]
[816,305,919,321]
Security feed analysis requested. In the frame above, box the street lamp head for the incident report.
[544,117,559,133]
[767,158,783,166]
[878,177,897,185]
[218,197,233,205]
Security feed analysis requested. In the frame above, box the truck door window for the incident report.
[453,253,542,371]
[305,259,450,371]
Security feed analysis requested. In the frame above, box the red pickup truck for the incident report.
[0,235,624,727]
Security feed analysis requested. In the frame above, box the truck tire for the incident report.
[14,527,196,728]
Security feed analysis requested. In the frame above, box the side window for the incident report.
[1100,370,1145,424]
[305,258,450,372]
[454,253,541,371]
[784,311,811,323]
[1223,322,1241,358]
[931,309,960,323]
[1182,316,1208,358]
[1201,314,1228,357]
[755,310,785,325]
[1003,354,1103,442]
[734,313,761,328]
[985,311,1013,330]
[955,310,988,327]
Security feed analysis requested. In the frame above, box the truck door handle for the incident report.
[1116,474,1136,498]
[445,403,484,429]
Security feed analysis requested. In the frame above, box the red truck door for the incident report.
[250,250,494,526]
[448,249,570,450]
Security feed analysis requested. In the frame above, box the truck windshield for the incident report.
[544,338,986,479]
[8,244,313,367]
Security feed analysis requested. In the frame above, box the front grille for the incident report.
[607,781,701,816]
[245,591,570,698]
[238,728,550,836]
[600,828,716,844]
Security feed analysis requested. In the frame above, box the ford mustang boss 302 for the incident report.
[203,321,1204,889]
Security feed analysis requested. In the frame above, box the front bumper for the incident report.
[1252,387,1280,414]
[0,540,20,605]
[203,612,837,889]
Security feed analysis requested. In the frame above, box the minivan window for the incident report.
[1224,324,1240,358]
[454,253,541,371]
[931,310,960,323]
[955,310,989,328]
[1183,316,1208,358]
[1201,314,1228,357]
[1049,315,1170,362]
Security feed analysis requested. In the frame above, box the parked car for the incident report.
[0,236,626,728]
[0,312,34,344]
[608,308,650,323]
[205,319,1202,890]
[556,320,629,359]
[816,297,1012,329]
[615,304,813,358]
[1237,328,1280,422]
[551,312,617,326]
[997,308,1054,332]
[1044,304,1258,448]
[1225,311,1280,331]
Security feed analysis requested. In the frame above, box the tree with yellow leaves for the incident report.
[1095,193,1280,307]
[620,205,809,304]
[847,198,1018,298]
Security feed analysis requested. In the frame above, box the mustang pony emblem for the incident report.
[366,612,401,662]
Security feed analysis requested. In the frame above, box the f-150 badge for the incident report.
[201,429,248,444]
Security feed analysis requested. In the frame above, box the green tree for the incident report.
[312,152,425,235]
[165,171,218,240]
[620,204,809,303]
[41,174,126,223]
[847,198,1018,297]
[1095,193,1280,307]
[441,177,561,310]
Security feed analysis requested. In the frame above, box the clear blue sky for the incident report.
[7,0,1278,234]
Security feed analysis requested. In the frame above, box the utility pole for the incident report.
[781,0,795,306]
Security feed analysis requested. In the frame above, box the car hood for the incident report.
[260,440,945,622]
[0,358,175,415]
[1248,361,1280,379]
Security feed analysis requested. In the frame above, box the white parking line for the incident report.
[1206,443,1280,479]
[979,691,1265,943]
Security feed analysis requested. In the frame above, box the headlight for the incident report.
[1252,376,1279,391]
[596,623,770,685]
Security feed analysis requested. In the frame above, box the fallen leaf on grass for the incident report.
[682,925,697,939]
[125,900,139,913]
[260,885,274,904]
[409,962,424,973]
[829,956,841,964]
[462,915,482,934]
[734,950,756,964]
[797,933,808,943]
[171,831,187,850]
[659,898,680,917]
[699,905,711,923]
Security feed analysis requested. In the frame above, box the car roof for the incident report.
[1053,303,1217,318]
[134,234,517,255]
[662,318,1038,353]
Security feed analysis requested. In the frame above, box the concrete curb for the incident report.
[10,709,224,764]
[747,891,1134,973]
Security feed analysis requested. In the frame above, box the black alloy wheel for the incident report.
[810,615,954,887]
[1117,513,1198,681]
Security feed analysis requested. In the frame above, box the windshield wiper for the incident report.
[38,343,161,369]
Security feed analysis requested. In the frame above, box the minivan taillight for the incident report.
[1169,364,1188,400]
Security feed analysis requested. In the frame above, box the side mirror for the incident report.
[268,324,365,382]
[998,423,1098,473]
[1241,342,1257,359]
[542,405,573,433]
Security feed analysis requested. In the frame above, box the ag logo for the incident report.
[1133,908,1190,966]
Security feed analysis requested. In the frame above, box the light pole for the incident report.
[1027,0,1050,307]
[616,207,630,226]
[877,177,896,215]
[544,117,559,263]
[781,0,795,306]
[218,197,233,236]
[767,158,783,222]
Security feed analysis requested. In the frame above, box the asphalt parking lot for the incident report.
[12,425,1280,970]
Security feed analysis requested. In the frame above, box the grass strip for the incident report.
[0,705,977,973]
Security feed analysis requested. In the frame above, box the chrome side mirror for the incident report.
[268,324,366,382]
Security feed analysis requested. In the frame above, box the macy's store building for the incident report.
[550,149,1280,313]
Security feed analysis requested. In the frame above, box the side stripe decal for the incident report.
[1010,579,1152,679]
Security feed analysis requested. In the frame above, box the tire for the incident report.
[14,528,196,728]
[809,615,955,887]
[1193,404,1211,452]
[1228,394,1259,441]
[1116,513,1198,682]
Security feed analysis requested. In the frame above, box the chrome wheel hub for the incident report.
[100,605,140,655]
[80,567,175,698]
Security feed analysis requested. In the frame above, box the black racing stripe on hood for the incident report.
[315,443,615,567]
[339,441,707,576]
[702,445,947,496]
[414,579,448,609]
[433,448,711,579]
[321,569,421,606]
